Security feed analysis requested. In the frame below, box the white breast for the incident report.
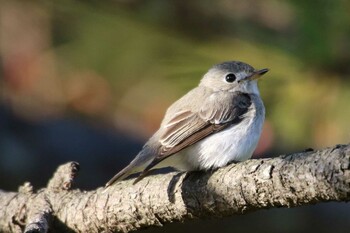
[170,98,265,171]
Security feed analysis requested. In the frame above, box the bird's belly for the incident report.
[178,117,264,170]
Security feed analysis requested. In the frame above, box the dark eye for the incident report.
[225,73,236,83]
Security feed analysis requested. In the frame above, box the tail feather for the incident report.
[105,164,139,187]
[132,169,152,184]
[105,150,166,187]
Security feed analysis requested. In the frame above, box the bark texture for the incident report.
[0,144,349,233]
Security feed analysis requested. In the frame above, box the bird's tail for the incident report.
[105,164,135,188]
[104,154,150,188]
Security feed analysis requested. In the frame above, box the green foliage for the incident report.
[3,0,350,150]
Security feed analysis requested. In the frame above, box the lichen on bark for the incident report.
[0,144,349,233]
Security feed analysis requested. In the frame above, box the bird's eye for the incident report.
[225,73,236,83]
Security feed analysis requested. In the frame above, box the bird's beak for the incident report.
[241,68,269,82]
[250,68,269,80]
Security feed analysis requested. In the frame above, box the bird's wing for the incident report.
[136,92,252,180]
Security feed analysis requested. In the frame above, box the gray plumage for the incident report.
[105,61,268,187]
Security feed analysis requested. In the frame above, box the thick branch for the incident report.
[0,144,349,233]
[23,192,52,233]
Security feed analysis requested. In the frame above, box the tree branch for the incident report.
[0,144,349,232]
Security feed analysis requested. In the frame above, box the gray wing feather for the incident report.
[142,91,251,173]
[105,89,252,186]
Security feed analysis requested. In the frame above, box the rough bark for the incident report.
[0,144,349,233]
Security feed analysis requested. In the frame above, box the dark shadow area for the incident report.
[167,172,186,203]
[180,170,214,213]
[51,215,76,233]
[0,104,143,190]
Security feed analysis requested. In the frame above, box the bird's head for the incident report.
[200,61,269,94]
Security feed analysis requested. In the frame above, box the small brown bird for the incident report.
[106,61,268,187]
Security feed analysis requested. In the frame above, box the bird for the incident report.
[105,61,268,187]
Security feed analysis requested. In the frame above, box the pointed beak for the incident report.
[255,68,269,76]
[240,68,269,83]
[249,68,269,80]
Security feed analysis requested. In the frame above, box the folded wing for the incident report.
[137,92,252,180]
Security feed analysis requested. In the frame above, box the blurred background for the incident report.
[0,0,349,232]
